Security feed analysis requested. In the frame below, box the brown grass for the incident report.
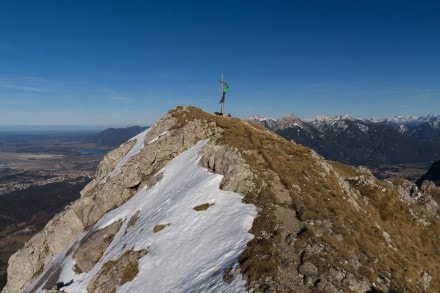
[125,211,140,235]
[193,203,213,211]
[152,223,170,233]
[168,107,440,292]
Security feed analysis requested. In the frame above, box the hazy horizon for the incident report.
[1,111,439,133]
[0,124,148,133]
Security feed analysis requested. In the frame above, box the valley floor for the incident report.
[367,162,430,181]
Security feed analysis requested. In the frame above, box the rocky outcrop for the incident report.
[86,249,148,293]
[3,109,219,293]
[3,106,440,293]
[73,220,123,274]
[4,208,85,292]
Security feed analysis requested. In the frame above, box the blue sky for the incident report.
[0,0,439,128]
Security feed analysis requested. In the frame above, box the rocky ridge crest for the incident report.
[3,106,440,292]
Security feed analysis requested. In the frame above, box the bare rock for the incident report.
[87,249,148,293]
[95,139,137,183]
[3,209,84,293]
[329,267,346,281]
[347,255,361,270]
[298,261,318,276]
[73,220,123,273]
[315,277,340,293]
[343,273,370,292]
[199,144,256,196]
[420,271,432,291]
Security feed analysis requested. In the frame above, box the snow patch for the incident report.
[357,123,369,133]
[147,131,169,145]
[247,115,276,122]
[399,124,408,134]
[30,140,256,292]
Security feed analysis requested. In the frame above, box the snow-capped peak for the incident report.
[306,114,357,124]
[247,115,276,123]
[386,115,419,124]
[368,114,440,125]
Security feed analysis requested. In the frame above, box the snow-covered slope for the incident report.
[26,140,256,292]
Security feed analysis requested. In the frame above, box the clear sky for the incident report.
[0,0,439,128]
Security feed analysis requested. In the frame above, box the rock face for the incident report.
[3,107,440,293]
[417,160,440,187]
[86,248,148,293]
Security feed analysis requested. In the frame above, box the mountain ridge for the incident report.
[3,107,439,293]
[251,114,440,126]
[249,113,440,168]
[88,126,149,148]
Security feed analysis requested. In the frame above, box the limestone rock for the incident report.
[86,249,148,293]
[73,220,123,273]
[3,209,84,293]
[298,261,318,277]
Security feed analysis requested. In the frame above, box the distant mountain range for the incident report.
[0,126,149,153]
[88,126,149,147]
[249,114,440,167]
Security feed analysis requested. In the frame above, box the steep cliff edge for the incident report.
[3,107,440,292]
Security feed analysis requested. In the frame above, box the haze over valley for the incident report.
[0,126,146,288]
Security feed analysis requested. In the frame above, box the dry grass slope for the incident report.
[169,107,440,292]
